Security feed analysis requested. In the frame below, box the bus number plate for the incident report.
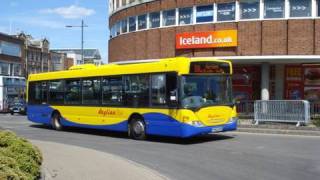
[212,127,223,133]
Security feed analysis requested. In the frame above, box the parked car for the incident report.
[9,102,27,115]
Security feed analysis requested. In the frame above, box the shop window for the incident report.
[102,77,123,106]
[65,79,81,105]
[138,14,147,30]
[264,0,285,18]
[124,74,150,107]
[179,7,193,25]
[240,0,260,19]
[163,9,176,26]
[48,80,64,104]
[151,74,166,106]
[196,5,213,23]
[121,19,128,33]
[129,16,136,32]
[149,12,160,28]
[116,21,121,35]
[217,2,236,21]
[290,0,311,17]
[82,78,101,105]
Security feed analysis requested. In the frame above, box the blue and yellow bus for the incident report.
[27,57,237,139]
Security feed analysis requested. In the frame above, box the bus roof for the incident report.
[28,57,232,82]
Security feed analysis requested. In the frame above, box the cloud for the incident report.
[40,5,95,19]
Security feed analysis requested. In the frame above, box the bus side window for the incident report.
[151,74,166,106]
[82,78,101,105]
[102,76,123,106]
[65,79,81,105]
[166,73,178,106]
[29,81,47,104]
[124,75,150,107]
[48,80,64,105]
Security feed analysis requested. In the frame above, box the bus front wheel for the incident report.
[51,112,63,131]
[129,118,146,140]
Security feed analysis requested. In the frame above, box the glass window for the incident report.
[151,74,166,106]
[65,79,81,105]
[110,25,116,38]
[179,7,193,25]
[149,12,160,28]
[121,19,128,33]
[82,78,101,105]
[48,80,64,104]
[240,0,260,19]
[116,21,121,35]
[29,82,47,104]
[0,62,10,75]
[124,75,149,107]
[163,9,176,26]
[138,14,147,30]
[13,64,22,76]
[129,16,136,32]
[290,0,311,17]
[217,2,236,21]
[264,0,285,18]
[196,5,214,23]
[102,77,123,106]
[318,0,320,16]
[0,41,21,57]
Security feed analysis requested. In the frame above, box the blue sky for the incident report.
[0,0,110,63]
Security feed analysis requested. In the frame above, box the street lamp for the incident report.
[66,20,88,64]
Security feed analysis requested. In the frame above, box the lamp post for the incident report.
[66,20,88,64]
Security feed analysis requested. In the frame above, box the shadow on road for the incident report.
[29,124,235,145]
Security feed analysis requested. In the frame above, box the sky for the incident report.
[0,0,110,63]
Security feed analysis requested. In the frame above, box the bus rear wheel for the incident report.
[51,112,63,131]
[129,118,146,140]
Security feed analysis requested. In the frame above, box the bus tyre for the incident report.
[129,118,146,140]
[51,112,63,131]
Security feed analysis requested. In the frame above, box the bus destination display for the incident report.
[190,62,230,74]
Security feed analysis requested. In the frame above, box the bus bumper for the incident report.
[181,119,237,138]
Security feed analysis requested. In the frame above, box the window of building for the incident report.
[82,78,101,105]
[0,62,10,75]
[217,2,236,21]
[196,5,214,23]
[121,19,128,33]
[116,21,121,35]
[0,41,21,57]
[48,80,64,104]
[179,7,193,25]
[138,14,147,30]
[124,75,149,107]
[65,79,81,105]
[151,74,166,106]
[149,12,160,28]
[163,9,176,26]
[240,0,260,19]
[290,0,311,17]
[13,64,22,76]
[318,0,320,16]
[264,0,285,18]
[102,77,123,106]
[110,25,116,38]
[129,16,136,32]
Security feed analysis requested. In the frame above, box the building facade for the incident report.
[109,0,320,102]
[0,32,24,77]
[52,49,102,66]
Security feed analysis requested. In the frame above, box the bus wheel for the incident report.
[51,112,63,131]
[129,118,146,140]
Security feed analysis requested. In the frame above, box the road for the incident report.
[1,114,320,180]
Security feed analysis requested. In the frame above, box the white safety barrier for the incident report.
[254,100,310,126]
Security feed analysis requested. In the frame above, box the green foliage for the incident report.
[0,131,42,180]
[312,118,320,127]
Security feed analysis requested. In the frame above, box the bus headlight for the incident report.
[229,117,238,123]
[187,121,204,127]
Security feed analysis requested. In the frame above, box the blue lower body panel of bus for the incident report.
[27,106,237,138]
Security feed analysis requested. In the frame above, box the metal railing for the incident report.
[254,100,310,126]
[236,100,254,119]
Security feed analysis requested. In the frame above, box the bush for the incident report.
[312,118,320,127]
[0,131,42,180]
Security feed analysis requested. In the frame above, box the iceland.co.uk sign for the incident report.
[176,30,237,49]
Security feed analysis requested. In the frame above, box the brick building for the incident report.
[109,0,320,101]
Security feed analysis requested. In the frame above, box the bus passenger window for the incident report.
[82,78,101,105]
[48,80,64,104]
[65,79,81,105]
[151,74,166,106]
[102,77,123,106]
[29,81,47,104]
[124,75,150,107]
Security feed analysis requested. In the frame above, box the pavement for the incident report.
[1,114,320,180]
[32,140,166,180]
